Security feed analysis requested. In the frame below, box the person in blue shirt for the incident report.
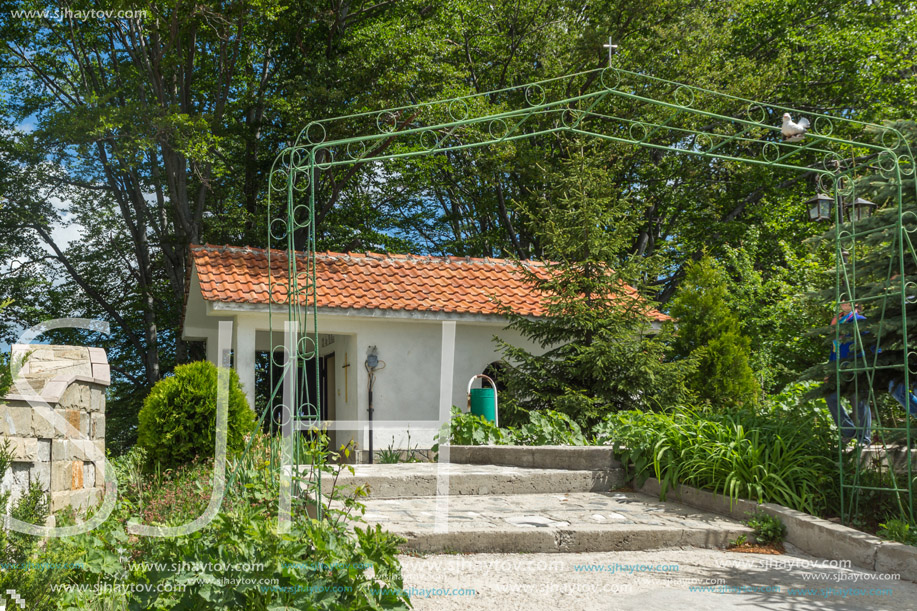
[826,302,917,445]
[887,379,917,418]
[826,302,872,445]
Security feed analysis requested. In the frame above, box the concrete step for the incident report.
[325,463,628,499]
[359,491,752,554]
[449,445,623,471]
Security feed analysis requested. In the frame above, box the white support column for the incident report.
[438,321,457,419]
[279,319,298,531]
[233,318,257,410]
[435,320,456,533]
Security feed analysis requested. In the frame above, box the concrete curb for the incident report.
[450,445,623,470]
[638,477,917,583]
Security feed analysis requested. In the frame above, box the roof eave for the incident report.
[206,300,526,324]
[204,299,667,328]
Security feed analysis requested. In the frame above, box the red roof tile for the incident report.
[190,244,669,321]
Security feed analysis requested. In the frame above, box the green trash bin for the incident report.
[470,387,497,423]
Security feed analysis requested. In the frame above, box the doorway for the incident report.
[256,350,332,437]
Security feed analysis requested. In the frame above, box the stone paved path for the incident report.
[338,460,916,609]
[398,546,917,611]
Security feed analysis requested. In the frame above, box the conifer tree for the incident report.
[496,141,689,427]
[668,255,759,407]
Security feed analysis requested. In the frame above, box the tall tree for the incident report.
[0,0,914,451]
[496,140,689,426]
[668,255,760,407]
[0,299,11,398]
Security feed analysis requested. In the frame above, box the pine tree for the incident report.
[495,140,689,427]
[668,256,760,407]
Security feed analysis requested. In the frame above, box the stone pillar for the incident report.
[0,345,109,515]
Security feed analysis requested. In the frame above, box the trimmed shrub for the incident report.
[137,360,255,470]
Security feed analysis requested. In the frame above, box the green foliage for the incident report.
[377,432,425,464]
[878,518,917,547]
[50,431,409,610]
[0,440,75,611]
[497,140,690,427]
[377,439,403,465]
[514,410,587,446]
[1,0,915,459]
[592,411,671,482]
[744,512,787,545]
[594,388,839,515]
[129,451,219,527]
[0,351,9,400]
[435,406,511,450]
[802,121,917,401]
[433,406,588,451]
[0,441,48,564]
[668,255,760,408]
[137,360,255,470]
[0,299,11,398]
[718,234,827,393]
[842,462,917,533]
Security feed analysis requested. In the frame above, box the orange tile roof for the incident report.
[190,244,669,321]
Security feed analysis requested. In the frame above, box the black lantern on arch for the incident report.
[844,197,878,223]
[805,193,833,223]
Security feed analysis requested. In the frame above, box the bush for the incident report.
[878,518,917,546]
[514,410,586,446]
[0,351,10,399]
[594,398,838,515]
[0,440,79,611]
[53,431,410,610]
[137,360,255,470]
[0,440,49,566]
[0,299,12,397]
[433,407,588,453]
[434,406,510,451]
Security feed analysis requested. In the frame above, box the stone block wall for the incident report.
[0,344,109,514]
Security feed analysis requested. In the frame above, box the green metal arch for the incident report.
[265,65,916,525]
